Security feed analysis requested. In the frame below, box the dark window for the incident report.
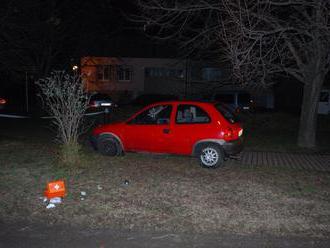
[320,92,329,102]
[202,67,222,81]
[129,105,172,125]
[176,105,210,124]
[215,103,238,123]
[97,65,112,81]
[145,67,184,79]
[117,66,132,81]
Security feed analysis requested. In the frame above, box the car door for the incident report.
[124,104,173,152]
[169,104,213,155]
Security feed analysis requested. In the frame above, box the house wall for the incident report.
[81,56,186,100]
[81,57,139,98]
[81,56,274,108]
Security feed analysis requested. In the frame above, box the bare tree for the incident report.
[133,0,224,58]
[220,0,330,148]
[135,0,330,148]
[36,71,90,165]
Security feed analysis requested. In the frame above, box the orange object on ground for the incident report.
[44,180,66,199]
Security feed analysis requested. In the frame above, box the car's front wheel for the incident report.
[199,144,224,168]
[97,136,122,156]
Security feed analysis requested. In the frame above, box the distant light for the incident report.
[72,65,78,71]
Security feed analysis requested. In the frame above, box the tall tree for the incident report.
[221,0,330,148]
[135,0,330,148]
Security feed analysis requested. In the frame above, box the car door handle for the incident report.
[163,128,170,134]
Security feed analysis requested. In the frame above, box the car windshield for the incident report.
[90,94,112,101]
[214,103,239,123]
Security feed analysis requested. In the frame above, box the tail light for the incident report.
[221,127,243,140]
[222,127,234,140]
[0,98,6,104]
[89,101,97,108]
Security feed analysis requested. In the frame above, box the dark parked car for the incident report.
[212,91,254,113]
[88,93,116,109]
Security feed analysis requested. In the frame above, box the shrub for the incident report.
[36,71,90,166]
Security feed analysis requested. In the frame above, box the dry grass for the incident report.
[0,138,330,238]
[242,112,330,152]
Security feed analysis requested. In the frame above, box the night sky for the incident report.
[0,0,177,78]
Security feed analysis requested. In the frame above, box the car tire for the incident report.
[97,136,122,156]
[199,144,224,168]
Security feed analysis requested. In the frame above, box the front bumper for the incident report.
[222,138,243,155]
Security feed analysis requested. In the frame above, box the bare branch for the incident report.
[36,71,90,145]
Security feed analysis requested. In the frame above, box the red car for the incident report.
[90,101,243,168]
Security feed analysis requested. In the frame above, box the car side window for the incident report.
[129,105,172,125]
[176,105,210,124]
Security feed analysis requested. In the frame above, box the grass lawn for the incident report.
[242,112,330,152]
[0,109,329,238]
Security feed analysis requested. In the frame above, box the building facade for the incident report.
[81,56,274,109]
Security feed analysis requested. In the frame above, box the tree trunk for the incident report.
[297,76,323,148]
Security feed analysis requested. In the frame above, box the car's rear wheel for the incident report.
[199,144,224,168]
[97,136,122,156]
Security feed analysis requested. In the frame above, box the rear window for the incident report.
[215,103,239,123]
[90,94,112,101]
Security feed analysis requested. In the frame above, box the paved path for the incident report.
[227,151,330,171]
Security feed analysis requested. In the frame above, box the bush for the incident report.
[36,71,90,166]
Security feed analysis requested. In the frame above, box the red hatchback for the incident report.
[90,101,243,168]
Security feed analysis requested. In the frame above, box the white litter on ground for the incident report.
[46,203,56,209]
[49,197,62,204]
